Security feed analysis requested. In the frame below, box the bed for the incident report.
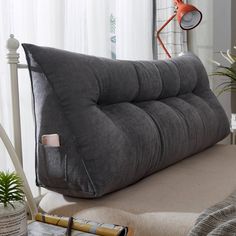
[6,34,236,236]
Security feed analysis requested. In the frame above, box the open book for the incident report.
[28,213,133,236]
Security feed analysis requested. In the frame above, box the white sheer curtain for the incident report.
[116,0,153,60]
[0,0,153,195]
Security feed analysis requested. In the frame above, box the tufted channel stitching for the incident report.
[23,44,230,198]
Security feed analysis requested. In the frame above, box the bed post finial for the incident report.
[5,35,38,218]
[6,34,23,166]
[6,34,20,64]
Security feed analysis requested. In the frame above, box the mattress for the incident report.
[39,144,236,216]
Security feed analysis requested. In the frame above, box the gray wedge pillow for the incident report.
[22,44,230,198]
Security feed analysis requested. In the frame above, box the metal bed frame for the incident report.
[1,34,38,217]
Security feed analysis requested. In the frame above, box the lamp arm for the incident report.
[156,13,176,58]
[0,123,38,218]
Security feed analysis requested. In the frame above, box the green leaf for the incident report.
[212,70,236,80]
[0,171,24,207]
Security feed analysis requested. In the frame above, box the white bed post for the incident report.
[4,34,38,217]
[6,34,23,165]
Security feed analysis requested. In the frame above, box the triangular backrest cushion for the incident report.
[23,44,229,198]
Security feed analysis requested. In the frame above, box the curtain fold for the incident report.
[0,0,154,196]
[116,0,153,60]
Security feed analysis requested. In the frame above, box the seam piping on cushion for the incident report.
[194,91,230,142]
[151,62,164,100]
[81,158,97,196]
[43,185,94,195]
[133,102,164,169]
[169,60,182,96]
[180,92,217,148]
[157,100,189,160]
[186,55,210,91]
[132,61,163,101]
[88,57,103,104]
[153,62,177,99]
[162,97,198,155]
[22,44,40,187]
[163,60,180,96]
[22,44,96,196]
[131,62,142,101]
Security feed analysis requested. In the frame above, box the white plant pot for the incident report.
[0,201,27,236]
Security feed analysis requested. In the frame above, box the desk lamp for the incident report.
[156,0,202,58]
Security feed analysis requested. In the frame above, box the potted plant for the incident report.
[211,49,236,95]
[211,49,236,129]
[0,171,27,236]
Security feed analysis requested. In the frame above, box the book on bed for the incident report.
[28,213,133,236]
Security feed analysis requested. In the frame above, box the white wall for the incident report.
[212,0,232,119]
[189,0,234,143]
[188,0,214,75]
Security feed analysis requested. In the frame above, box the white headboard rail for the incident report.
[5,34,38,217]
[6,34,24,165]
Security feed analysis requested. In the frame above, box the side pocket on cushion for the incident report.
[38,142,67,188]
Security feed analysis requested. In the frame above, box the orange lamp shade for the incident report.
[174,0,202,30]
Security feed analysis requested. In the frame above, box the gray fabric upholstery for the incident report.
[22,44,230,198]
[189,190,236,236]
